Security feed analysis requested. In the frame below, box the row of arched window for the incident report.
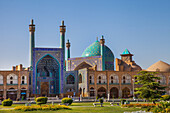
[65,73,169,85]
[0,74,27,85]
[89,74,169,84]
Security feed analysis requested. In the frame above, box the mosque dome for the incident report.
[81,40,114,61]
[131,64,142,71]
[146,61,170,72]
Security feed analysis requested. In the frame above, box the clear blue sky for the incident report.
[0,0,170,70]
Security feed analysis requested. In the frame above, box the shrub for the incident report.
[21,96,24,101]
[150,102,169,113]
[36,97,48,106]
[14,105,71,111]
[161,95,170,101]
[99,98,103,103]
[61,98,73,105]
[2,98,13,106]
[96,96,98,100]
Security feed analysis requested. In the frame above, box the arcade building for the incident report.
[0,20,170,100]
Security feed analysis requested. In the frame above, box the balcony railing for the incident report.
[7,84,18,85]
[89,83,94,85]
[109,83,119,85]
[97,83,107,85]
[121,83,131,85]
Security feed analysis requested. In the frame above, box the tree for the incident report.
[134,71,166,104]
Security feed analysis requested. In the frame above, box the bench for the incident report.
[110,102,119,106]
[59,103,69,106]
[93,103,103,107]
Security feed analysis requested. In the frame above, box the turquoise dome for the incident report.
[81,40,114,61]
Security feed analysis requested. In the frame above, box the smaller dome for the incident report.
[122,49,131,55]
[131,64,142,71]
[146,61,170,72]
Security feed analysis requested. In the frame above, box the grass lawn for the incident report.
[0,102,146,113]
[0,101,151,107]
[0,106,141,113]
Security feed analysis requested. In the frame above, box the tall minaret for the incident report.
[29,19,35,71]
[66,39,70,59]
[66,39,70,71]
[60,20,66,70]
[100,35,105,71]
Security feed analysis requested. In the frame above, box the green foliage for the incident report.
[99,98,103,103]
[134,71,166,103]
[21,96,24,101]
[14,105,71,111]
[61,98,73,105]
[2,98,13,106]
[161,95,170,101]
[36,97,48,106]
[34,96,36,101]
[96,96,98,100]
[150,102,170,113]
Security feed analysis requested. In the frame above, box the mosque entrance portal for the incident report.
[36,55,60,96]
[41,82,49,96]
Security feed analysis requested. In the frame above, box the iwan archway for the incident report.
[36,54,60,96]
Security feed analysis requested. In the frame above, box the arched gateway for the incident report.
[36,55,60,96]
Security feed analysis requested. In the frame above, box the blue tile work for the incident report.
[68,55,101,60]
[67,40,114,71]
[50,80,56,94]
[64,71,78,93]
[105,61,114,70]
[32,47,64,94]
[67,56,102,71]
[65,71,78,78]
[122,49,131,55]
[81,41,114,62]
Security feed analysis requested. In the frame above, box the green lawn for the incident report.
[0,102,144,113]
[0,106,141,113]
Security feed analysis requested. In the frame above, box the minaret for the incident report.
[29,19,35,71]
[66,39,71,59]
[66,39,70,71]
[60,20,66,70]
[100,35,105,71]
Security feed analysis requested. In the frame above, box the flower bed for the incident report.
[122,103,158,108]
[14,105,71,111]
[166,108,170,112]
